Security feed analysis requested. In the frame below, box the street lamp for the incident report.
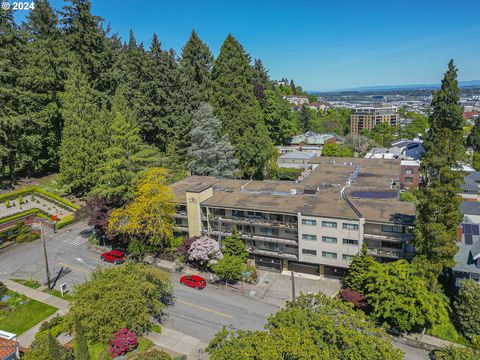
[31,219,53,290]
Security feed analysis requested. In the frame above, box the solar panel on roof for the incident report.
[463,224,472,234]
[465,234,473,245]
[473,225,479,235]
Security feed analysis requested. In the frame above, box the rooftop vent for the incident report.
[304,186,317,195]
[290,189,297,195]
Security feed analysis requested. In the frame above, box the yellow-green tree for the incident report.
[108,168,175,249]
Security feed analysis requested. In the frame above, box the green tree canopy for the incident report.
[211,34,275,179]
[92,87,159,201]
[188,103,237,178]
[321,143,353,157]
[206,293,403,360]
[67,262,172,342]
[222,229,248,260]
[453,279,480,340]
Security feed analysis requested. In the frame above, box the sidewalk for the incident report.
[146,328,208,360]
[1,278,70,347]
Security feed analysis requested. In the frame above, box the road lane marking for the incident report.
[176,299,234,319]
[59,262,89,274]
[63,235,88,247]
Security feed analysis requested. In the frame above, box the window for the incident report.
[342,223,359,230]
[232,210,244,218]
[382,224,404,233]
[302,219,317,226]
[343,239,358,246]
[322,251,337,259]
[216,209,226,216]
[405,177,413,183]
[404,169,413,175]
[322,221,337,228]
[302,249,317,256]
[302,234,317,241]
[342,254,354,261]
[322,236,337,244]
[259,227,279,236]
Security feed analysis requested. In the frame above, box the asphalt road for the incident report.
[0,222,429,359]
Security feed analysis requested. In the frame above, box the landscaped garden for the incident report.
[0,282,57,335]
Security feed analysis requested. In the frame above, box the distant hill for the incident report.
[310,80,480,93]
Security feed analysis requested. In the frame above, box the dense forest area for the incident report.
[0,0,310,193]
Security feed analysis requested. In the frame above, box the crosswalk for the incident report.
[63,234,88,247]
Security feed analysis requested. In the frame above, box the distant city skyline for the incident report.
[13,0,480,91]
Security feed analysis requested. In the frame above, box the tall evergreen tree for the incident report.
[74,317,90,360]
[92,88,159,201]
[188,103,237,178]
[289,79,296,95]
[47,332,62,359]
[19,0,69,174]
[61,0,116,94]
[467,117,480,151]
[211,34,275,179]
[251,59,270,107]
[59,66,109,195]
[180,30,213,106]
[298,104,312,132]
[413,60,465,283]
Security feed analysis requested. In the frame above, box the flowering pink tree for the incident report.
[108,328,138,358]
[188,235,223,266]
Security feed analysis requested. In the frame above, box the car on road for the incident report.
[100,250,126,264]
[180,275,206,289]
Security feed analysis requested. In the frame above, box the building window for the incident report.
[342,254,354,261]
[302,234,317,241]
[322,236,337,244]
[342,223,359,230]
[381,224,404,233]
[405,177,413,183]
[404,169,413,175]
[259,227,279,237]
[302,249,317,256]
[322,221,337,228]
[343,239,358,246]
[302,219,317,226]
[322,251,337,259]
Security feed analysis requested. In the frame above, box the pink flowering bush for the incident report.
[187,235,223,266]
[108,328,138,358]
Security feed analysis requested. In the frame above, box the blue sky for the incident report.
[14,0,480,90]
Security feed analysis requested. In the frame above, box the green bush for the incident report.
[57,214,75,229]
[428,320,459,343]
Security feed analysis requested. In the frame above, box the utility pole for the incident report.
[291,269,296,305]
[38,220,51,291]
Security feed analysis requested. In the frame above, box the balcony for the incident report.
[209,230,298,246]
[247,246,299,260]
[367,247,403,259]
[203,214,298,230]
[174,226,188,232]
[174,213,188,219]
[363,232,412,242]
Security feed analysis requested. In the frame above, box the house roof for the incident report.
[461,202,480,216]
[0,339,17,359]
[461,172,480,192]
[278,151,316,160]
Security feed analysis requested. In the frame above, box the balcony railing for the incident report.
[209,230,298,246]
[363,232,412,242]
[247,246,299,260]
[174,213,188,218]
[367,247,403,259]
[174,226,188,232]
[203,214,298,230]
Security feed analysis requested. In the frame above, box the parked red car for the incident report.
[180,275,206,289]
[100,250,126,264]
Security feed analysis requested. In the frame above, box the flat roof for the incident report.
[171,157,413,222]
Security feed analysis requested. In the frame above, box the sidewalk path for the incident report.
[1,278,70,347]
[146,328,208,360]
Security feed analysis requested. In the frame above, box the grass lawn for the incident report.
[88,342,109,359]
[12,278,41,289]
[0,293,57,334]
[43,288,73,301]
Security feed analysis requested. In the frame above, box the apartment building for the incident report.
[171,157,415,277]
[350,107,399,136]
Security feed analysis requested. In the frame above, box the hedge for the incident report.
[56,214,75,229]
[0,187,79,211]
[0,209,41,225]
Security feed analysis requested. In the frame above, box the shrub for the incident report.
[109,328,138,358]
[128,239,146,261]
[18,196,23,204]
[341,288,367,310]
[5,200,10,208]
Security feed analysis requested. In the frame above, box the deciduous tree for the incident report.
[454,279,480,340]
[67,263,172,342]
